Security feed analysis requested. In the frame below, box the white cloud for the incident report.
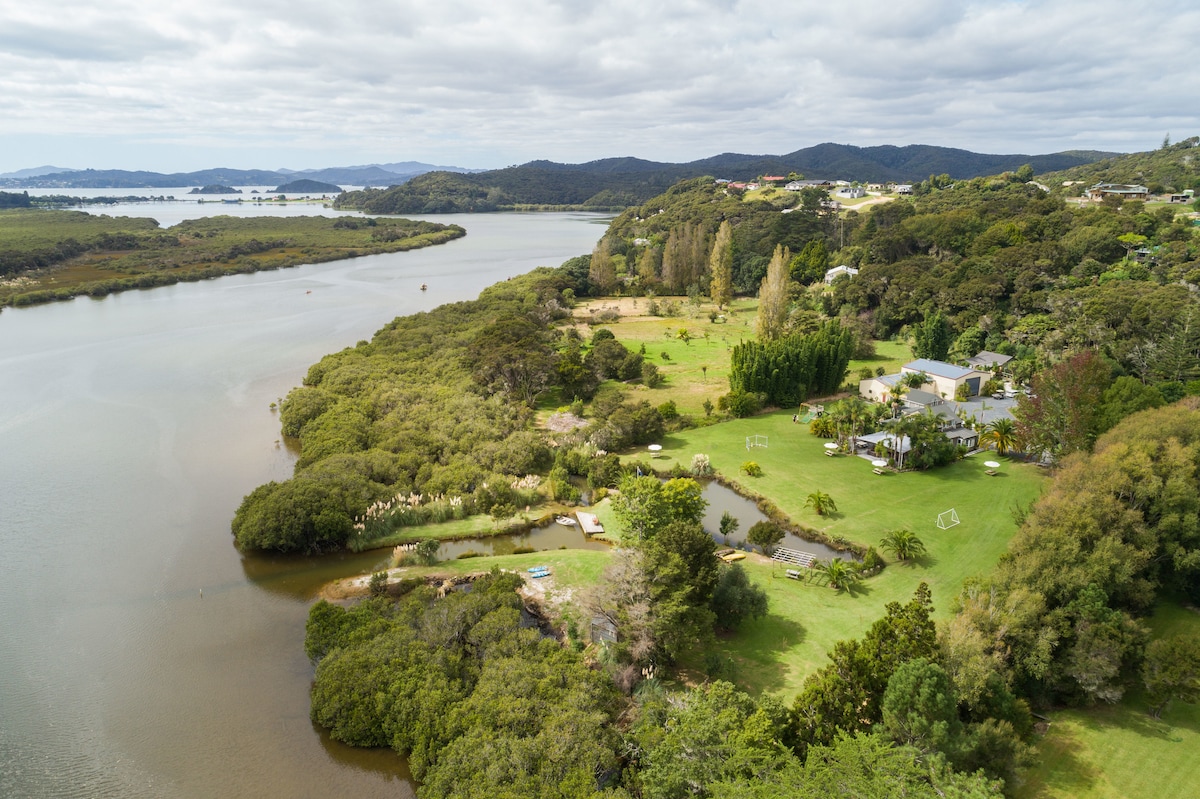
[0,0,1196,171]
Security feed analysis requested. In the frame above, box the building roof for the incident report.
[904,359,976,380]
[859,430,912,455]
[905,389,943,406]
[965,350,1013,369]
[872,373,901,388]
[824,265,859,282]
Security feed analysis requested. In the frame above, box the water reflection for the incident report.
[700,481,854,561]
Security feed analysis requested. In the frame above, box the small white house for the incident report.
[824,264,859,284]
[836,186,866,199]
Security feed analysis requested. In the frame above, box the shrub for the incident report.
[642,362,663,388]
[747,520,784,553]
[718,389,764,418]
[658,400,678,419]
[741,461,763,477]
[691,453,713,476]
[368,571,389,596]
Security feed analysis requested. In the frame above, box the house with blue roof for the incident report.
[901,359,991,399]
[859,358,992,404]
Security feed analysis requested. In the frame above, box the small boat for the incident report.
[530,570,550,579]
[527,566,549,574]
[555,515,577,526]
[420,283,428,291]
[720,552,747,563]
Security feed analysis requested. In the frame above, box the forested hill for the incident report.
[1041,135,1200,193]
[334,143,1115,214]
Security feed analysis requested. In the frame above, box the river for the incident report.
[0,209,610,798]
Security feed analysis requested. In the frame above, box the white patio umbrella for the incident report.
[872,459,888,468]
[984,460,1000,469]
[824,442,839,450]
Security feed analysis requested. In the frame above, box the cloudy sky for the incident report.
[1,0,1197,173]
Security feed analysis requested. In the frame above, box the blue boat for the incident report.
[527,566,548,574]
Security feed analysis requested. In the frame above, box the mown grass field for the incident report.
[565,295,758,416]
[562,295,916,419]
[645,408,1046,697]
[1016,602,1200,799]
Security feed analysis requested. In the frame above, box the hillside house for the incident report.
[964,350,1013,371]
[1087,183,1149,200]
[824,264,859,284]
[836,186,866,199]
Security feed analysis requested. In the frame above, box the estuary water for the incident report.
[0,210,609,798]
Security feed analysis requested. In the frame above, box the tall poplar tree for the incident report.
[756,244,790,342]
[661,226,685,293]
[589,237,617,295]
[709,220,733,309]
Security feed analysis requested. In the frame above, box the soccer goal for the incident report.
[936,508,960,530]
[746,434,768,451]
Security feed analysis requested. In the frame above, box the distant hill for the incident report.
[0,165,76,180]
[273,179,342,193]
[1039,136,1200,193]
[335,143,1119,214]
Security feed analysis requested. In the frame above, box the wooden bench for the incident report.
[824,450,836,457]
[785,569,803,580]
[985,469,998,476]
[872,468,886,475]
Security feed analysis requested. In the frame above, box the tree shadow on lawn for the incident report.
[1027,720,1103,798]
[909,552,940,570]
[718,613,807,697]
[1086,699,1198,743]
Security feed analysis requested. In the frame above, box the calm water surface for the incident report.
[0,211,608,798]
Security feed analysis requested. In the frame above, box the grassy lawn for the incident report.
[652,408,1046,696]
[848,338,912,378]
[350,549,615,631]
[392,548,612,589]
[1017,602,1200,799]
[566,296,758,415]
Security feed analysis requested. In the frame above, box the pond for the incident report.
[699,480,854,562]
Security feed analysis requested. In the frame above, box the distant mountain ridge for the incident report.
[1,144,1119,199]
[0,161,484,189]
[334,143,1120,214]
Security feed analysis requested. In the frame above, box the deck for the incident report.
[576,512,604,535]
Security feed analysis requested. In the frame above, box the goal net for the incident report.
[745,435,768,451]
[936,508,960,530]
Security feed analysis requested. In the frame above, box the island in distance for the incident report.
[188,184,241,194]
[273,178,343,193]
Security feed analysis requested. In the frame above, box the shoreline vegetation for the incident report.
[0,209,464,308]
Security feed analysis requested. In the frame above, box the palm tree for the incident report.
[815,557,859,591]
[805,491,837,516]
[809,415,836,438]
[879,528,927,562]
[981,418,1018,455]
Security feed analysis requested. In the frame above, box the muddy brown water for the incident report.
[0,210,610,798]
